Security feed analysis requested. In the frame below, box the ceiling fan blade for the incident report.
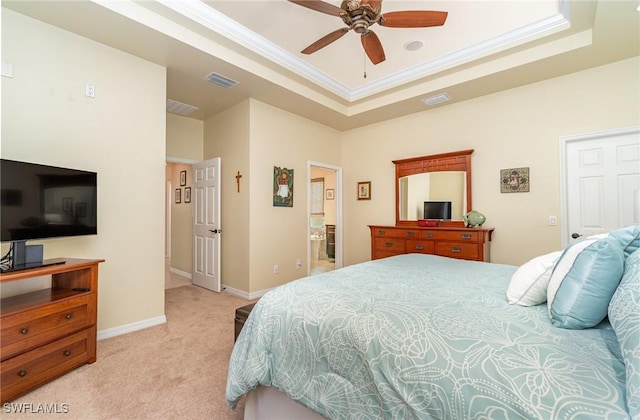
[361,31,385,65]
[380,11,448,28]
[301,28,350,55]
[288,0,344,17]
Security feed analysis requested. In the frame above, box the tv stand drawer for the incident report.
[1,295,91,361]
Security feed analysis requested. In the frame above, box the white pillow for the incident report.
[506,251,562,306]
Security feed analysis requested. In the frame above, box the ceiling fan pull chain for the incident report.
[363,52,367,79]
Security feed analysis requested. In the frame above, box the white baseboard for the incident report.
[97,315,167,341]
[169,267,191,279]
[221,284,273,300]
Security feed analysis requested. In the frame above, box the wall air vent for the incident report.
[204,72,239,88]
[421,93,450,106]
[166,99,199,116]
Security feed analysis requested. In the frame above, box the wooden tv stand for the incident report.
[0,258,104,403]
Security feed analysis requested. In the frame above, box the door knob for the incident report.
[209,229,222,234]
[571,233,582,239]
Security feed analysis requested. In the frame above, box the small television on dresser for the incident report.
[423,201,452,220]
[1,159,97,271]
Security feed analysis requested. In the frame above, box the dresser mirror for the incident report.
[394,149,473,227]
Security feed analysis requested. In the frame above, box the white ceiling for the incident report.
[3,0,639,131]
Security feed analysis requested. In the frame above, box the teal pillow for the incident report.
[609,225,640,258]
[608,248,640,417]
[547,237,625,329]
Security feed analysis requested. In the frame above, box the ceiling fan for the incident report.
[288,0,448,65]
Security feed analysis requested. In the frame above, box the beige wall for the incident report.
[166,113,203,161]
[342,57,640,266]
[204,100,342,295]
[168,163,193,273]
[204,101,251,293]
[248,100,342,293]
[1,9,167,331]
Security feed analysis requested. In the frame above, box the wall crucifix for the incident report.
[235,171,242,193]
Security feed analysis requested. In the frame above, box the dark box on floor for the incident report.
[234,302,256,342]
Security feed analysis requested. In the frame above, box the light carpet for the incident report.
[3,285,253,419]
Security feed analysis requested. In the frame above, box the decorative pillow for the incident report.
[506,251,561,306]
[609,225,640,258]
[547,237,625,329]
[608,248,640,418]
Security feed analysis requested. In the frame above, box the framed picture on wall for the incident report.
[357,181,371,200]
[500,167,530,193]
[273,166,294,207]
[62,197,73,213]
[184,187,191,203]
[180,170,187,186]
[175,188,181,204]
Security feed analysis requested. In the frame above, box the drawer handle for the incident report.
[385,242,393,248]
[64,350,72,357]
[461,234,472,239]
[406,231,414,237]
[21,328,29,335]
[65,313,73,320]
[415,244,424,250]
[426,232,434,238]
[18,370,27,377]
[377,230,385,235]
[451,247,462,253]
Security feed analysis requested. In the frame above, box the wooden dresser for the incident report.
[0,258,103,403]
[370,225,494,262]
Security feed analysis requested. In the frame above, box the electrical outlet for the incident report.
[273,264,279,274]
[1,60,14,78]
[296,258,302,269]
[85,84,95,98]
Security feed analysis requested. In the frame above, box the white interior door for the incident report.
[192,157,221,292]
[562,126,640,246]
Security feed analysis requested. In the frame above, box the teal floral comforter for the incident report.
[226,254,628,419]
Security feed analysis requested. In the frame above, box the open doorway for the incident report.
[309,162,342,275]
[165,160,195,289]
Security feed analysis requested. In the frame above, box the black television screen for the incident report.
[1,159,97,242]
[423,201,452,220]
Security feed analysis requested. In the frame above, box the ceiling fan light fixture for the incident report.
[404,40,423,51]
[421,93,450,106]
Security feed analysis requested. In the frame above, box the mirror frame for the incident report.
[394,149,473,227]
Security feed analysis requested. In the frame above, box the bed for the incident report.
[227,226,639,419]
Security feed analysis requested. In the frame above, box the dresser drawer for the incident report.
[435,242,479,259]
[372,250,404,260]
[424,230,479,242]
[406,240,435,254]
[374,237,406,253]
[1,296,92,361]
[1,329,90,402]
[372,228,420,239]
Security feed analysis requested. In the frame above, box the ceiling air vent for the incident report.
[166,99,199,116]
[204,72,239,88]
[421,93,450,106]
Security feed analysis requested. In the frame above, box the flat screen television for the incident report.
[1,159,97,244]
[423,201,452,220]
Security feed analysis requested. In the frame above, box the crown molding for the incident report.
[151,0,571,102]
